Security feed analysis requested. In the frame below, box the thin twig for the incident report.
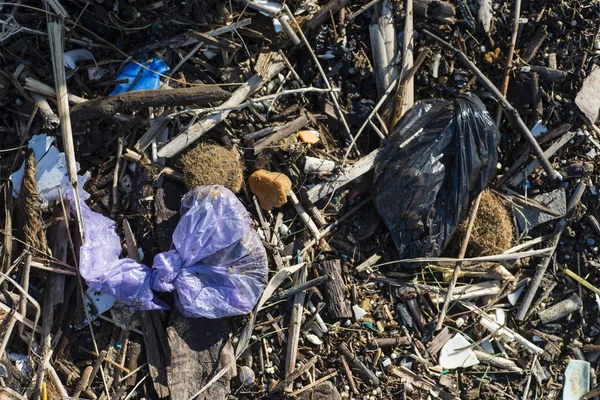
[435,191,483,330]
[495,0,522,127]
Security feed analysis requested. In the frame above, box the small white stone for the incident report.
[306,334,323,345]
[233,337,239,344]
[238,366,255,387]
[455,317,465,328]
[391,352,398,360]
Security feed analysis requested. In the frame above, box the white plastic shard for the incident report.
[10,134,89,208]
[563,360,590,400]
[439,333,480,370]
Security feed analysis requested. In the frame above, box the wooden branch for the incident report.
[70,86,230,121]
[307,148,383,203]
[319,259,352,319]
[423,29,559,181]
[253,115,308,153]
[521,25,548,63]
[528,65,568,82]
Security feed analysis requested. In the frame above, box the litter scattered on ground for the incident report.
[2,1,600,399]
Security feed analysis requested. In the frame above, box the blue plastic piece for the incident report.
[110,57,169,95]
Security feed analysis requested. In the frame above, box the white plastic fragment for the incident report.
[305,333,323,345]
[508,285,525,306]
[382,358,392,367]
[352,304,367,321]
[563,360,590,400]
[64,49,96,70]
[86,288,116,316]
[495,309,506,325]
[9,134,90,208]
[439,333,480,370]
[7,353,32,377]
[272,18,283,33]
[531,120,548,138]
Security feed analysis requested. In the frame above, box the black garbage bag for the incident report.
[372,93,500,259]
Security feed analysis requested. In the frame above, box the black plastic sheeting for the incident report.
[372,93,501,259]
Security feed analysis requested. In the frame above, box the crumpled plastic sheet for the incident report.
[10,134,89,208]
[78,185,269,318]
[110,57,169,95]
[372,93,500,259]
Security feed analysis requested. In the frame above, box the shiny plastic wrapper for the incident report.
[373,94,501,258]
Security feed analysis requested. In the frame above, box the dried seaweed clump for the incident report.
[15,153,47,253]
[180,143,244,193]
[457,190,513,257]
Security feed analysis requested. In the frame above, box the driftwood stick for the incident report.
[521,25,548,63]
[398,0,414,117]
[30,93,60,128]
[435,191,483,330]
[289,191,320,239]
[253,115,308,153]
[269,275,329,302]
[47,18,85,239]
[24,77,86,104]
[338,343,380,386]
[284,265,307,390]
[70,86,231,120]
[516,181,586,320]
[494,0,521,126]
[423,29,559,181]
[319,259,352,319]
[158,53,285,157]
[341,355,359,394]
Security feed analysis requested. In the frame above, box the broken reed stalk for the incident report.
[516,181,586,320]
[46,18,85,240]
[435,191,483,330]
[284,265,307,390]
[494,0,521,127]
[422,29,559,181]
[398,0,414,117]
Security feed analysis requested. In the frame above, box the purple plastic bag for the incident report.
[78,185,269,318]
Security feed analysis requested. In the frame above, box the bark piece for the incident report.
[319,260,352,319]
[166,312,236,400]
[70,86,231,120]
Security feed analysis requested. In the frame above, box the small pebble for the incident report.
[391,352,398,360]
[238,366,255,387]
[588,238,595,246]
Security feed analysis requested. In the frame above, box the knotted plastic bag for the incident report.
[372,93,500,259]
[79,185,268,318]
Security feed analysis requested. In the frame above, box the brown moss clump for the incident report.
[456,191,513,257]
[180,143,244,193]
